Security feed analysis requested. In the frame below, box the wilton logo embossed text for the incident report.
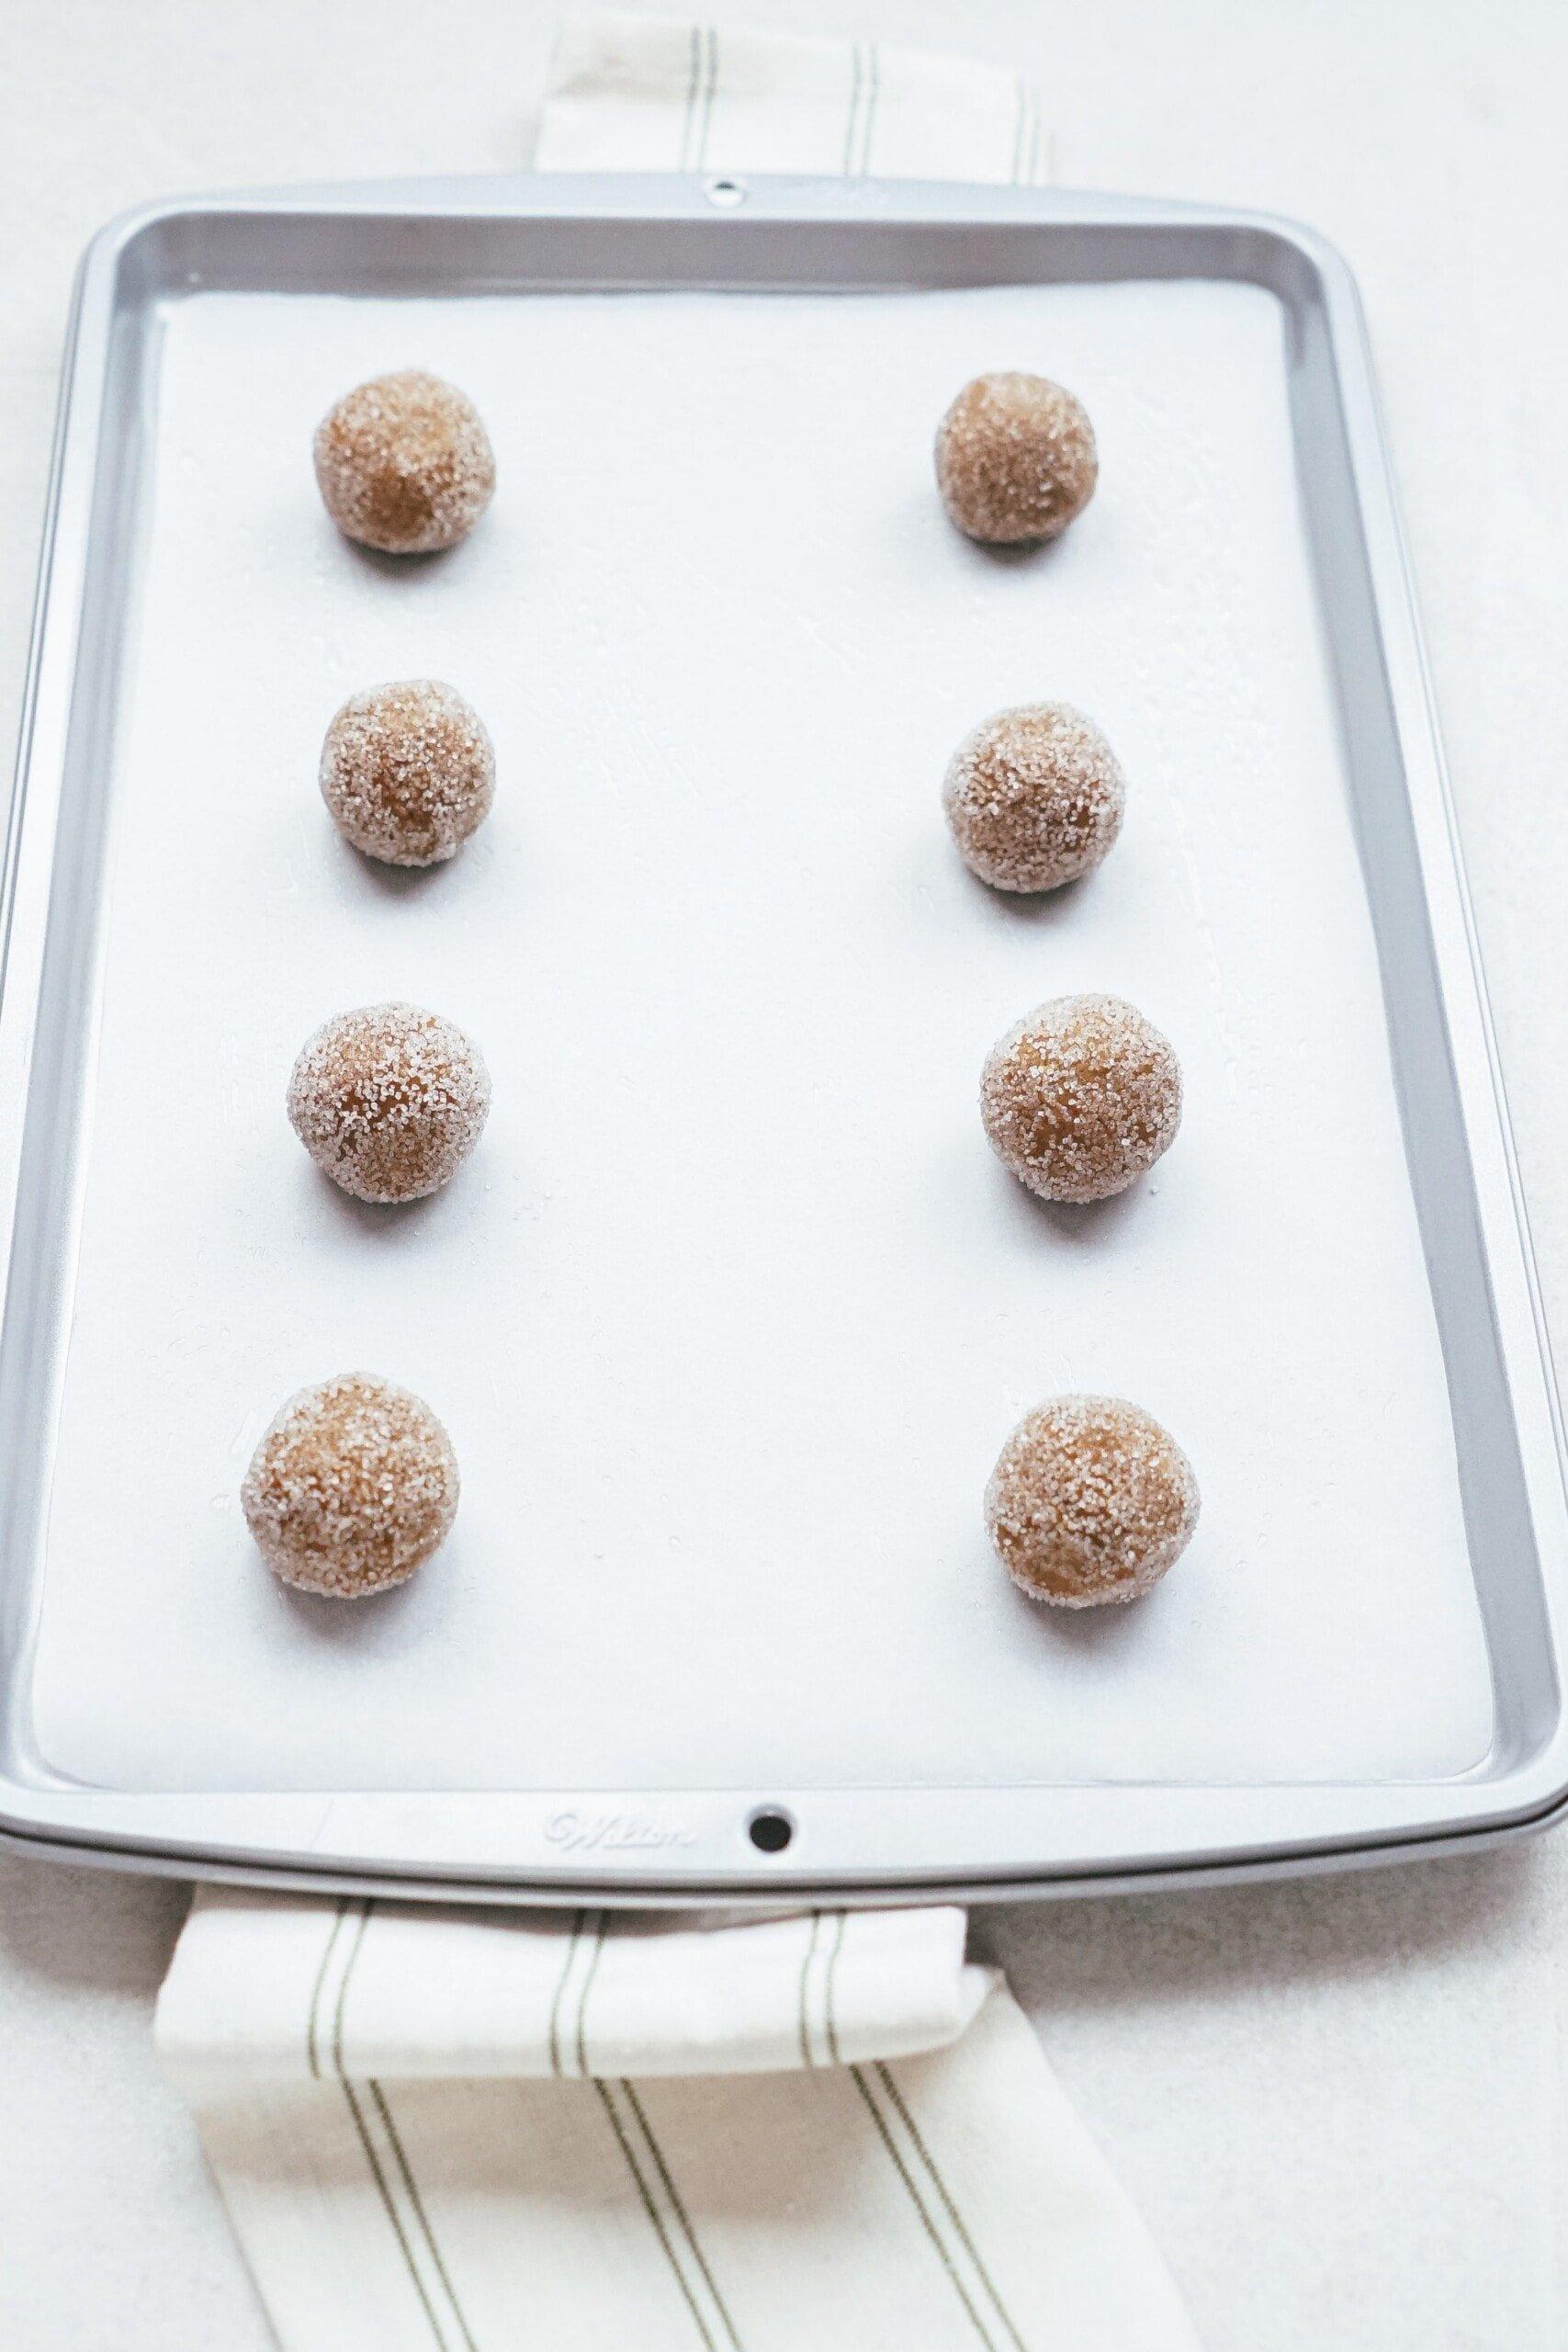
[545,1810,699,1854]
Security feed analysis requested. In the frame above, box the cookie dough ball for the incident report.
[986,1394,1199,1607]
[944,703,1124,892]
[313,370,495,554]
[321,681,494,866]
[935,372,1097,545]
[288,1002,491,1204]
[243,1371,458,1597]
[981,994,1180,1204]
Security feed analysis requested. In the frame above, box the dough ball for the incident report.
[242,1371,458,1597]
[986,1394,1199,1606]
[943,702,1124,891]
[321,680,494,866]
[313,370,495,554]
[288,1002,491,1204]
[935,371,1097,544]
[980,993,1180,1204]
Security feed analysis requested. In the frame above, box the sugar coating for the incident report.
[986,1394,1199,1607]
[288,1002,491,1204]
[321,680,494,866]
[242,1371,458,1598]
[943,702,1124,892]
[312,370,495,555]
[980,993,1180,1204]
[935,372,1097,545]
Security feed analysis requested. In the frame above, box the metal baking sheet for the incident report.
[0,174,1564,1903]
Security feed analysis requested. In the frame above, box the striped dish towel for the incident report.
[155,21,1198,2350]
[534,10,1052,185]
[159,1891,1198,2348]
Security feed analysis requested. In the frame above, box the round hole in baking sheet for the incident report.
[705,176,749,209]
[747,1806,794,1854]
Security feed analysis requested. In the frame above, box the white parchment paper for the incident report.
[30,279,1493,1790]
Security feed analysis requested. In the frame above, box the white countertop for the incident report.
[3,3,1565,2345]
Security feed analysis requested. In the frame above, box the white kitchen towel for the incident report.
[156,24,1198,2350]
[161,1890,993,2083]
[534,9,1052,184]
[160,1889,1200,2350]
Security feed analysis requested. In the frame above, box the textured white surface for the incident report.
[2,4,1567,2350]
[30,277,1488,1793]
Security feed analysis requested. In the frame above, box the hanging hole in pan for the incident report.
[747,1806,794,1854]
[705,176,749,209]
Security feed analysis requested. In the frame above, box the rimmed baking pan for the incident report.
[0,172,1563,1904]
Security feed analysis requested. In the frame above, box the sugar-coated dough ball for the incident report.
[288,1002,491,1204]
[986,1394,1199,1606]
[980,993,1180,1204]
[313,370,495,554]
[243,1371,458,1597]
[321,681,494,866]
[944,703,1124,892]
[935,372,1097,544]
